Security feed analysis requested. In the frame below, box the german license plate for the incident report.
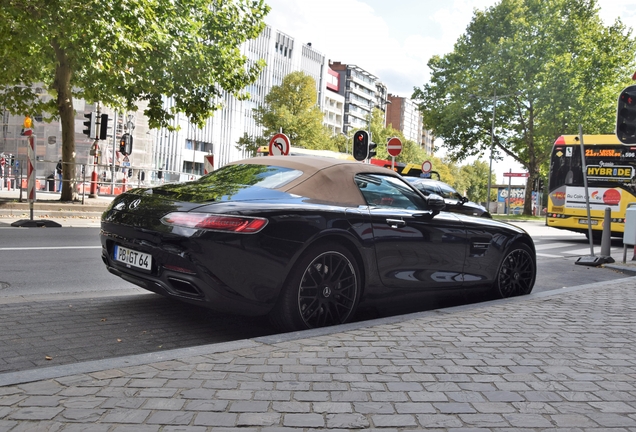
[578,219,598,225]
[114,245,152,271]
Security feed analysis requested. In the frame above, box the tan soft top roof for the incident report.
[229,156,402,206]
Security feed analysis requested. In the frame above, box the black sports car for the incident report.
[100,156,536,332]
[405,177,492,218]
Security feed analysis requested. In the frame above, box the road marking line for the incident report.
[536,253,564,258]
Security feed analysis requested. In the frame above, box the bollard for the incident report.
[599,207,613,262]
[89,169,98,198]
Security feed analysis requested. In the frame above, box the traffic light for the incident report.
[616,85,636,144]
[99,114,109,140]
[83,112,96,138]
[353,130,369,161]
[368,141,377,159]
[119,133,133,155]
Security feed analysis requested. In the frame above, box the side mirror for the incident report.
[461,196,469,204]
[426,193,446,212]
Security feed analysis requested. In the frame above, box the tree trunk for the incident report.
[524,176,534,216]
[51,40,77,202]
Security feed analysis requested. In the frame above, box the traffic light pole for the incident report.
[89,105,101,198]
[111,110,117,195]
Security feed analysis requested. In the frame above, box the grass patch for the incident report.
[492,214,544,222]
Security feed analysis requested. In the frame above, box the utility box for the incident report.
[624,205,636,246]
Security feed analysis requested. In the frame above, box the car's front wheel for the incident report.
[270,242,361,332]
[494,242,536,298]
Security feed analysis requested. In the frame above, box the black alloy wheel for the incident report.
[495,243,536,298]
[270,242,360,332]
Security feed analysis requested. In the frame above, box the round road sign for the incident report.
[387,137,402,157]
[269,133,290,156]
[421,160,432,173]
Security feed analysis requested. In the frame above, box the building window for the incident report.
[185,139,208,151]
[182,161,204,176]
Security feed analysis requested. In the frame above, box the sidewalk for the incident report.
[0,188,112,227]
[0,277,635,430]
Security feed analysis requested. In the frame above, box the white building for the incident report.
[0,25,354,186]
[152,25,339,180]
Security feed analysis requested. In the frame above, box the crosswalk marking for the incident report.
[535,245,623,258]
[534,242,573,251]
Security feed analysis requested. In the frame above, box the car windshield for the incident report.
[149,164,304,203]
[198,164,303,189]
[437,182,462,200]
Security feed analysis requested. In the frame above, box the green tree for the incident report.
[255,71,334,150]
[460,160,496,204]
[0,0,269,201]
[413,0,636,215]
[235,133,267,158]
[366,107,429,165]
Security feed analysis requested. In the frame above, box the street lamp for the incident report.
[471,89,519,211]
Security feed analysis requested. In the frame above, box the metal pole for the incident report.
[506,169,511,215]
[82,163,86,205]
[579,125,594,256]
[19,161,23,202]
[111,110,117,195]
[486,89,496,213]
[27,135,36,221]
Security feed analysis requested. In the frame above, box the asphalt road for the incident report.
[0,222,631,375]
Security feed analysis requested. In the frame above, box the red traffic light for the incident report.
[617,85,636,143]
[353,130,369,161]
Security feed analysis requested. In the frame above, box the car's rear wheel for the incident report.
[494,242,536,298]
[270,242,361,332]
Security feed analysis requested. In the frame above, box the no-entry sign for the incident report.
[387,137,402,157]
[421,160,432,173]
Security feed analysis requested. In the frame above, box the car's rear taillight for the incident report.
[161,212,268,233]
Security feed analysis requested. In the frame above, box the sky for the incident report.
[264,0,636,184]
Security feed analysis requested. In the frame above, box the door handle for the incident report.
[386,218,406,228]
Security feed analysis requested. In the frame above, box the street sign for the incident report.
[421,160,432,173]
[269,133,290,156]
[204,155,214,174]
[387,137,402,157]
[503,172,529,177]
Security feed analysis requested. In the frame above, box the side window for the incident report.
[355,174,428,210]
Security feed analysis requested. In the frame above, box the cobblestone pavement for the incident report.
[0,277,635,430]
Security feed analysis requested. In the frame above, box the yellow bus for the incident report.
[547,134,636,239]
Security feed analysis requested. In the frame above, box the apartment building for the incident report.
[323,67,345,136]
[386,93,435,154]
[329,62,389,135]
